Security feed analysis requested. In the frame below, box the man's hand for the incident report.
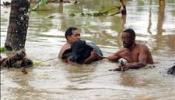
[109,64,130,72]
[90,50,97,57]
[120,64,130,71]
[84,50,99,64]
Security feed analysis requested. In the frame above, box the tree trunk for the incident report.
[157,0,165,35]
[147,0,152,34]
[5,0,30,51]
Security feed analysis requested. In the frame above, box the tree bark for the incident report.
[5,0,30,51]
[157,0,165,35]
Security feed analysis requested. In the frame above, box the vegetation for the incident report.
[33,61,43,66]
[31,0,120,16]
[32,0,48,11]
[77,6,120,17]
[0,47,6,53]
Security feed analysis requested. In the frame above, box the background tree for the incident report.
[5,0,30,51]
[157,0,165,34]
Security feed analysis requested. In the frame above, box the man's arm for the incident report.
[84,50,101,64]
[107,49,124,62]
[123,62,146,70]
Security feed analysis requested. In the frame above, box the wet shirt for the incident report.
[61,41,103,64]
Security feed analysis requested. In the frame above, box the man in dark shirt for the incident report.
[58,27,103,64]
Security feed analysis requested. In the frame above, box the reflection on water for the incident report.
[1,0,175,100]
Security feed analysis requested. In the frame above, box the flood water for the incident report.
[1,0,175,100]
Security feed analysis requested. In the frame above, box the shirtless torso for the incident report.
[109,43,153,64]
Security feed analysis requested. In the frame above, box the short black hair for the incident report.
[123,28,136,39]
[65,27,78,40]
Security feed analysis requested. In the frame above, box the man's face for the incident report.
[67,30,80,44]
[121,32,135,48]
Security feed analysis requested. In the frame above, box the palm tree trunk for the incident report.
[5,0,30,51]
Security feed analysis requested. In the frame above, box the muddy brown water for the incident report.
[1,0,175,100]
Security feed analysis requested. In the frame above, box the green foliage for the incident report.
[32,0,48,11]
[39,0,48,5]
[0,47,6,53]
[70,6,120,17]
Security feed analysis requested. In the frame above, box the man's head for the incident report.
[65,27,80,44]
[122,28,136,48]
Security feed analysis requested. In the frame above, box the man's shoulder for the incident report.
[63,43,70,47]
[62,43,71,48]
[137,43,150,51]
[121,47,128,50]
[117,48,128,53]
[137,43,148,48]
[58,43,71,58]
